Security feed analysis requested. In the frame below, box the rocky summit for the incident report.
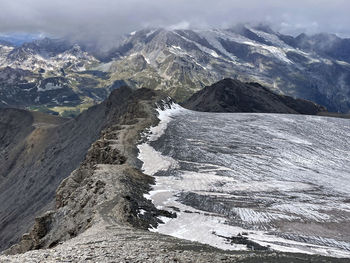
[183,78,327,114]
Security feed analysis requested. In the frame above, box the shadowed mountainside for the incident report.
[183,78,327,115]
[0,86,162,252]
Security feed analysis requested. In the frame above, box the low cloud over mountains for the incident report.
[0,0,349,45]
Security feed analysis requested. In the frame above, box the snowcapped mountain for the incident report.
[0,33,43,46]
[0,38,107,116]
[100,25,350,112]
[0,38,97,72]
[4,39,97,72]
[1,25,350,114]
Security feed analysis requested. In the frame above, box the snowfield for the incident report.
[138,105,350,258]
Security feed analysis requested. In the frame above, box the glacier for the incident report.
[138,105,350,258]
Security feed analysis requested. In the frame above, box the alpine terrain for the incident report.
[183,78,327,114]
[1,22,350,263]
[138,102,350,258]
[1,25,350,114]
[0,87,349,262]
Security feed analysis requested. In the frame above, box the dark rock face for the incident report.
[1,86,171,254]
[0,107,104,251]
[0,86,139,252]
[183,78,327,115]
[0,109,34,177]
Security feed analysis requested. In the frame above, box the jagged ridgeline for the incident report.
[1,25,350,114]
[183,78,327,114]
[0,87,173,253]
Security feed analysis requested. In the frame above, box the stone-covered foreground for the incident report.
[1,222,347,263]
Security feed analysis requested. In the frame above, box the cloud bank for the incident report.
[0,0,349,43]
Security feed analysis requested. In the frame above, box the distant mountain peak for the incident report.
[1,25,350,114]
[183,78,327,115]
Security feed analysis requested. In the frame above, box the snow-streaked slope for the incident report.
[0,39,105,111]
[0,44,14,64]
[99,26,350,112]
[138,105,350,258]
[3,44,97,72]
[1,26,350,112]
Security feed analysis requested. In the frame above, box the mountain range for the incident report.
[1,24,350,115]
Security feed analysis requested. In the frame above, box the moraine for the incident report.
[138,104,350,258]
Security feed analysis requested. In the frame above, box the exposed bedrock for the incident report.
[183,78,327,114]
[1,86,173,254]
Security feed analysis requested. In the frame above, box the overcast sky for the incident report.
[0,0,349,42]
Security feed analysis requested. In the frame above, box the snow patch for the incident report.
[138,143,178,176]
[37,83,63,92]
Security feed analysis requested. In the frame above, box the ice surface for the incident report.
[138,108,350,258]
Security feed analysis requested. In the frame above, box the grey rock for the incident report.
[183,78,327,114]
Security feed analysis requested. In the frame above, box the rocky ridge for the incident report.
[2,86,174,254]
[0,86,168,252]
[183,78,327,114]
[1,87,348,262]
[2,223,348,263]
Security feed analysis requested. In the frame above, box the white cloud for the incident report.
[0,0,348,44]
[167,21,191,31]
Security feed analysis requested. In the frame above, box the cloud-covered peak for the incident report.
[0,0,349,46]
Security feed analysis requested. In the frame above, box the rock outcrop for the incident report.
[183,78,327,115]
[3,87,174,254]
[0,86,159,252]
